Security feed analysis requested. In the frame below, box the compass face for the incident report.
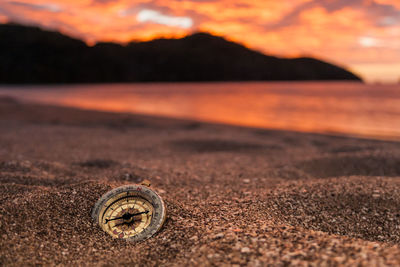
[92,184,166,242]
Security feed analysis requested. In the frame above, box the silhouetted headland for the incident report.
[0,23,362,83]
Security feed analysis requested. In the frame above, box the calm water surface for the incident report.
[1,82,399,140]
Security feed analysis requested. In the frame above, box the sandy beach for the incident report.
[1,96,400,266]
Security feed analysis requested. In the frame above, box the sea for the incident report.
[1,82,399,140]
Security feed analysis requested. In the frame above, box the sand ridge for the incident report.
[1,97,400,266]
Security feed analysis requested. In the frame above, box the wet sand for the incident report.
[1,96,400,266]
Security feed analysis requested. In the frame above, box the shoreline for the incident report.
[1,93,399,142]
[1,96,400,265]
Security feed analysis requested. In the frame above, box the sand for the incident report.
[1,96,400,266]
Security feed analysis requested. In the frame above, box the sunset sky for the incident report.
[1,0,399,83]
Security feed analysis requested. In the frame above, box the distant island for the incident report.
[0,23,362,83]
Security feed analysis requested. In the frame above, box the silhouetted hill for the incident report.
[0,23,362,83]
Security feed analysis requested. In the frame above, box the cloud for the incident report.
[91,0,113,4]
[7,1,61,12]
[0,13,8,23]
[265,0,400,29]
[359,36,384,47]
[378,16,399,26]
[375,0,400,9]
[135,9,193,28]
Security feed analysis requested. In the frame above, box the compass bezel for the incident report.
[92,184,166,242]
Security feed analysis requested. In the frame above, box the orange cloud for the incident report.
[1,0,399,83]
[375,0,400,8]
[0,13,8,23]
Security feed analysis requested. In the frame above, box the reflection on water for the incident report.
[1,82,400,140]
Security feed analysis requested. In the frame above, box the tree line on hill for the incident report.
[0,23,362,84]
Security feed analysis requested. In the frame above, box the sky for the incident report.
[1,0,400,83]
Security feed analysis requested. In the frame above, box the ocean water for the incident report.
[1,82,399,140]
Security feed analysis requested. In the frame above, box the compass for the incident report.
[91,180,166,242]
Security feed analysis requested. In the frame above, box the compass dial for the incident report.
[92,183,166,242]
